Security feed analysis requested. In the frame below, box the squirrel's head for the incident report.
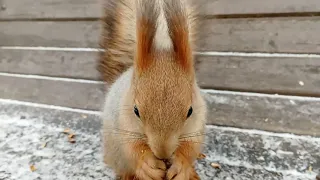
[129,0,199,159]
[132,54,195,159]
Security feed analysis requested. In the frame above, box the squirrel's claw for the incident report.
[166,153,199,180]
[135,151,166,180]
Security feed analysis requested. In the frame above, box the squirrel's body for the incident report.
[98,0,207,179]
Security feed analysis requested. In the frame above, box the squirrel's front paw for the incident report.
[166,154,199,180]
[190,166,201,180]
[135,151,166,180]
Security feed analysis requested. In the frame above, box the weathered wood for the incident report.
[0,75,319,136]
[203,91,320,137]
[0,49,100,80]
[2,50,320,96]
[2,17,320,53]
[1,0,320,19]
[0,21,101,48]
[196,0,320,16]
[0,0,101,19]
[199,17,320,53]
[0,76,105,110]
[196,55,320,96]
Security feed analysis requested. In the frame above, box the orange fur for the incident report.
[164,0,193,73]
[166,141,201,179]
[116,173,135,180]
[135,0,159,74]
[97,0,135,84]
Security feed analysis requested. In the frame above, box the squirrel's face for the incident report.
[131,57,195,159]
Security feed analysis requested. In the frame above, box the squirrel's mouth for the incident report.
[150,146,174,160]
[145,131,179,160]
[148,139,178,160]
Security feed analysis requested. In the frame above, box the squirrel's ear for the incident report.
[164,0,193,73]
[135,0,159,73]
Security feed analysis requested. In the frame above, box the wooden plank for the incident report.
[0,75,319,136]
[0,49,100,80]
[196,55,320,96]
[0,21,101,48]
[196,0,320,16]
[199,17,320,53]
[1,0,320,19]
[0,75,105,110]
[0,0,101,19]
[2,17,320,53]
[203,91,320,137]
[2,50,320,96]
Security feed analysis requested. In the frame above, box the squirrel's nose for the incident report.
[147,134,178,160]
[151,144,175,160]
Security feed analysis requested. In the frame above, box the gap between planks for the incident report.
[2,12,320,21]
[2,46,320,58]
[0,17,100,22]
[203,11,320,19]
[0,72,104,84]
[1,70,320,103]
[1,71,320,101]
[0,98,100,115]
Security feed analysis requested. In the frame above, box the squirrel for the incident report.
[97,0,207,179]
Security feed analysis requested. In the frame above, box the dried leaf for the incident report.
[30,165,36,172]
[42,142,48,148]
[68,134,75,139]
[63,128,71,134]
[197,153,206,160]
[210,162,221,169]
[69,138,76,143]
[81,114,88,118]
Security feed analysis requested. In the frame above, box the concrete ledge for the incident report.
[0,101,319,179]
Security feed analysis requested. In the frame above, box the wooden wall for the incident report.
[1,0,320,136]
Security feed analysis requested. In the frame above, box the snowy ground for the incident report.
[0,100,319,180]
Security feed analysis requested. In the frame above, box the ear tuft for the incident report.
[163,0,193,72]
[135,0,160,73]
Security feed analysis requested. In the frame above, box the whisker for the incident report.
[179,129,215,139]
[103,138,143,146]
[179,140,209,146]
[106,136,147,142]
[103,132,145,138]
[118,140,147,146]
[179,132,205,138]
[179,130,205,138]
[104,127,141,134]
[103,128,145,137]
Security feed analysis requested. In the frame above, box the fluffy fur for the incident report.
[98,0,206,179]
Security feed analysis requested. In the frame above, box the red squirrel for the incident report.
[97,0,207,179]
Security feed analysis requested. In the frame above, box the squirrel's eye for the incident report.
[187,106,193,118]
[134,105,140,118]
